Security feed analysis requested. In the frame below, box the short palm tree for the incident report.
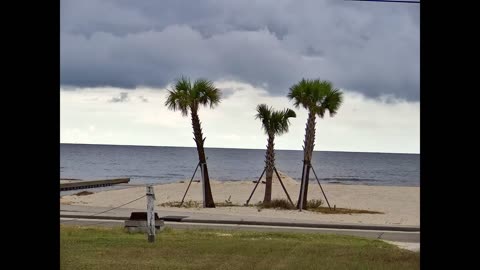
[255,104,296,203]
[287,79,343,209]
[165,77,221,208]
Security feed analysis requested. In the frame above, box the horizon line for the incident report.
[60,142,419,155]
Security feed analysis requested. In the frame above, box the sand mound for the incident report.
[260,170,298,185]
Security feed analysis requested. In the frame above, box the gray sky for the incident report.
[60,0,419,153]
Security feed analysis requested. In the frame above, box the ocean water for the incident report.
[60,143,419,187]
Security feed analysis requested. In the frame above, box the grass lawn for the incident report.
[60,225,419,270]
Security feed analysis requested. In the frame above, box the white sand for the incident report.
[61,171,419,226]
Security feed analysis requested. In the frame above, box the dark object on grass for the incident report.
[124,212,165,233]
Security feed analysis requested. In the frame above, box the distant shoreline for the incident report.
[60,143,419,155]
[59,178,419,188]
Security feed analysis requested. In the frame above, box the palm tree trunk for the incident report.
[297,110,316,209]
[191,108,215,208]
[263,133,275,203]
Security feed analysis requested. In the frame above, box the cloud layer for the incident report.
[60,82,419,153]
[60,0,419,100]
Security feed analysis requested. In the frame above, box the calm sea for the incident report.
[60,144,419,188]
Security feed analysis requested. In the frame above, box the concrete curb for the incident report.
[60,214,420,232]
[181,218,420,232]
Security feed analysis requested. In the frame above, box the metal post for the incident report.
[180,161,200,206]
[245,167,267,206]
[200,163,206,208]
[146,185,156,243]
[311,166,332,210]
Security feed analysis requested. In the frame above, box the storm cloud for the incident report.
[60,0,419,100]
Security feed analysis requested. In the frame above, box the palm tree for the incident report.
[287,79,343,209]
[255,104,296,203]
[165,77,221,208]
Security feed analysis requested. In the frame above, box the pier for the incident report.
[60,178,130,191]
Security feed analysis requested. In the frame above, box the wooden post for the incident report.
[245,167,267,206]
[180,162,200,206]
[311,165,332,210]
[146,185,156,243]
[273,167,295,207]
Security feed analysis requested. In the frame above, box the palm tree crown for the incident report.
[255,104,296,136]
[287,79,343,118]
[165,77,221,116]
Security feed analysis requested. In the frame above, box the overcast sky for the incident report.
[60,0,419,154]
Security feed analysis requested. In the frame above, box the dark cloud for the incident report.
[61,0,419,101]
[109,92,129,103]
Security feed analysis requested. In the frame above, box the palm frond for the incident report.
[193,79,221,109]
[255,104,272,134]
[174,76,192,92]
[255,104,296,136]
[283,108,297,119]
[288,78,343,118]
[165,85,191,117]
[275,108,297,135]
[323,88,344,117]
[165,76,222,116]
[288,78,319,110]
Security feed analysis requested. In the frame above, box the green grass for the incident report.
[60,225,418,270]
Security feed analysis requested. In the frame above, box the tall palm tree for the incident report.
[165,77,221,208]
[255,104,296,203]
[287,79,343,209]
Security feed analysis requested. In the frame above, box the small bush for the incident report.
[306,199,323,209]
[160,200,240,208]
[159,200,201,208]
[257,199,295,210]
[183,200,201,208]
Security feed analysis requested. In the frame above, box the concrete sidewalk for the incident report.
[60,205,420,232]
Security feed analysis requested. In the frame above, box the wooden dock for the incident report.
[60,178,130,191]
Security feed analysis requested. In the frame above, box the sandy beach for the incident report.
[60,172,419,226]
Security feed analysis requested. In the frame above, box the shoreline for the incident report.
[60,178,420,188]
